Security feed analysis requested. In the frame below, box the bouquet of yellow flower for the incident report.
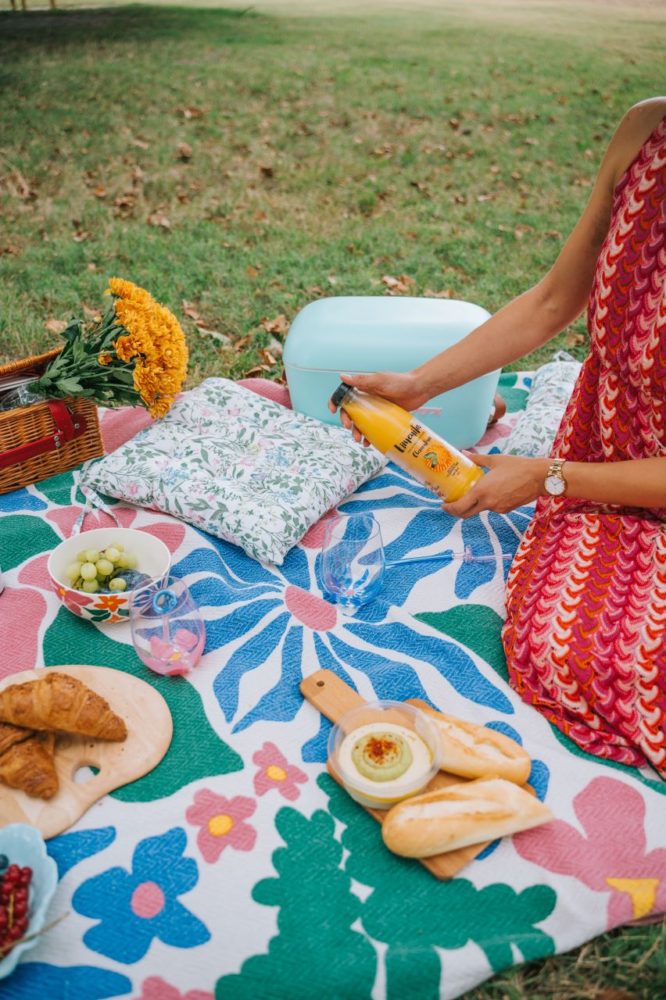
[27,279,188,419]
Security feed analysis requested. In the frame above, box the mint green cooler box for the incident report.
[284,296,499,450]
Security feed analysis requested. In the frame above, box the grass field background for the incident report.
[1,2,665,995]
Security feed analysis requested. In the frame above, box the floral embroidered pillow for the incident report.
[502,352,582,458]
[80,379,385,565]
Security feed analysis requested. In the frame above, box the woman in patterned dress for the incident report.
[333,98,666,776]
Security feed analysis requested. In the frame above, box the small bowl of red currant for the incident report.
[0,824,57,979]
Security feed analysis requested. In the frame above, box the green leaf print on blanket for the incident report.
[416,605,508,682]
[216,775,556,1000]
[323,774,556,994]
[498,371,529,413]
[1,514,60,572]
[43,608,243,800]
[215,807,376,1000]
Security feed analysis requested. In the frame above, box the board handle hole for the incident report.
[316,680,325,687]
[72,764,100,785]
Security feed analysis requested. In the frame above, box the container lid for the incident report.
[330,382,352,408]
[283,296,492,371]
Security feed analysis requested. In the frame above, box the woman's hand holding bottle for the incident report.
[327,370,428,443]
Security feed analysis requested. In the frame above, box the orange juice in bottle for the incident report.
[331,382,484,502]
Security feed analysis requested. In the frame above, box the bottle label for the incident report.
[394,422,460,479]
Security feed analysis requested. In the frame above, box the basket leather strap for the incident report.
[0,400,87,471]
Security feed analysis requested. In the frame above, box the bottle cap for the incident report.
[330,382,352,409]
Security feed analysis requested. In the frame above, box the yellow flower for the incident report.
[107,277,188,418]
[98,353,113,366]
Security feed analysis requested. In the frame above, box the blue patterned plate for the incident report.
[0,824,58,979]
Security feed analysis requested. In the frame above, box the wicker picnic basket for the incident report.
[0,349,104,495]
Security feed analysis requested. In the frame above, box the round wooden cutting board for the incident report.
[0,664,173,839]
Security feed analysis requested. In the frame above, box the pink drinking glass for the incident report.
[129,576,205,676]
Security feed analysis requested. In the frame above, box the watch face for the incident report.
[545,474,566,496]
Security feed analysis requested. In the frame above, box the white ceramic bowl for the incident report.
[47,527,171,625]
[328,700,440,809]
[0,823,58,979]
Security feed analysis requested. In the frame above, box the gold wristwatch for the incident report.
[544,458,567,497]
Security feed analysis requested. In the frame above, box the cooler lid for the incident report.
[283,296,491,371]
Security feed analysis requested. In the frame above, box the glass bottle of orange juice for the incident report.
[331,382,484,502]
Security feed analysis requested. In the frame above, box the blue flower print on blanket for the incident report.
[173,532,514,761]
[72,827,210,963]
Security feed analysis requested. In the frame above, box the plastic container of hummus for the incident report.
[328,700,440,809]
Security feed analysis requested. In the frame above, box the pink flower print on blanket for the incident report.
[186,790,257,862]
[137,976,214,1000]
[253,742,308,801]
[513,776,666,927]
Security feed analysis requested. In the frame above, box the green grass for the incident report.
[1,1,664,384]
[1,4,665,995]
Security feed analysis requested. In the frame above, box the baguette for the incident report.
[381,778,552,858]
[418,704,531,784]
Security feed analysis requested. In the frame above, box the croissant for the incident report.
[0,730,59,799]
[0,671,127,742]
[0,721,32,757]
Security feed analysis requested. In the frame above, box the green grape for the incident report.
[82,579,99,593]
[76,550,88,562]
[96,558,114,577]
[84,549,100,563]
[80,562,97,581]
[109,540,125,552]
[124,552,138,570]
[104,546,121,564]
[108,577,127,592]
[65,561,82,583]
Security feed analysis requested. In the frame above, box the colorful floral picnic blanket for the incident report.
[1,373,664,1000]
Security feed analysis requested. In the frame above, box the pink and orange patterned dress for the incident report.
[503,117,666,777]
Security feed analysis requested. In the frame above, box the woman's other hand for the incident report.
[328,370,428,443]
[444,452,549,517]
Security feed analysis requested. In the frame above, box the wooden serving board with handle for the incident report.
[0,664,172,839]
[300,669,532,880]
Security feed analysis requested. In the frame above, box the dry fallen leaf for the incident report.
[4,169,37,201]
[83,304,102,323]
[44,318,68,335]
[197,327,231,346]
[176,106,204,120]
[182,300,207,326]
[258,163,274,179]
[261,314,289,336]
[565,331,586,348]
[246,265,260,279]
[177,142,193,162]
[129,136,150,150]
[93,185,107,199]
[147,211,172,231]
[423,288,454,299]
[244,364,272,377]
[260,348,278,366]
[113,192,137,217]
[0,244,20,256]
[382,274,415,295]
[72,229,90,243]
